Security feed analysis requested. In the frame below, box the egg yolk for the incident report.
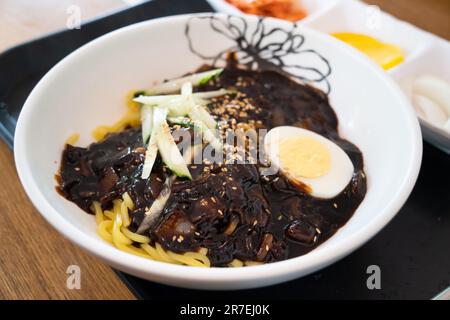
[279,136,331,179]
[333,33,405,70]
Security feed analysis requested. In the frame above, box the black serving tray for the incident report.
[1,0,448,300]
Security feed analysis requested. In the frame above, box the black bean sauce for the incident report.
[57,65,367,266]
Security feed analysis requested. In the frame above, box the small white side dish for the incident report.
[391,40,450,153]
[14,13,422,290]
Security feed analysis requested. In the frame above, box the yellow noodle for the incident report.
[115,241,151,259]
[121,227,150,243]
[120,201,131,228]
[229,259,244,267]
[65,133,80,146]
[167,251,208,267]
[122,192,134,210]
[112,209,132,246]
[244,261,264,266]
[125,90,141,113]
[112,199,122,214]
[92,194,219,267]
[103,210,115,220]
[183,251,211,267]
[91,92,140,141]
[141,243,161,260]
[92,201,103,225]
[92,111,140,141]
[97,220,113,243]
[155,243,180,264]
[91,126,109,141]
[96,203,151,258]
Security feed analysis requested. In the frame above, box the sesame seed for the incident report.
[232,186,237,190]
[211,197,216,203]
[218,209,223,216]
[333,203,338,209]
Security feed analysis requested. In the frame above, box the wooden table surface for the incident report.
[0,0,449,300]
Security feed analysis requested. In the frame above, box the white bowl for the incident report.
[14,13,422,290]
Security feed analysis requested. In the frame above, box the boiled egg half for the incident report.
[264,126,354,199]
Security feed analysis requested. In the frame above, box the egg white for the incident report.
[264,126,354,199]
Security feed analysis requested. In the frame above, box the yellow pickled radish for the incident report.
[333,33,405,70]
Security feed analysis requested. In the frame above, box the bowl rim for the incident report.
[14,13,422,287]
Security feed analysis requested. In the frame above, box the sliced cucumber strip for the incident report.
[188,105,217,130]
[133,89,231,106]
[186,85,221,152]
[203,124,223,151]
[153,105,169,127]
[167,116,202,130]
[141,107,168,179]
[193,119,223,152]
[140,105,153,145]
[141,138,157,179]
[145,68,223,95]
[195,89,232,99]
[154,107,191,179]
[198,68,223,86]
[181,81,193,96]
